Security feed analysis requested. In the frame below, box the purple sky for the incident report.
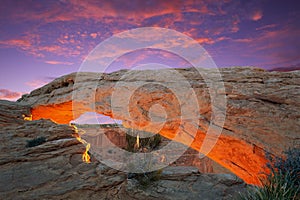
[0,0,299,101]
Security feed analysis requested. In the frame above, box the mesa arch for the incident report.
[18,67,300,185]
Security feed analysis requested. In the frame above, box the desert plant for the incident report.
[271,148,300,187]
[125,129,162,187]
[127,169,162,187]
[239,148,300,200]
[26,136,46,147]
[125,129,161,152]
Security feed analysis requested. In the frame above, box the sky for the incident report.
[0,0,299,101]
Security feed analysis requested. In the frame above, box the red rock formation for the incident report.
[0,100,252,199]
[19,67,300,185]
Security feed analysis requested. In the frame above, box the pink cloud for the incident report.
[221,24,300,68]
[196,37,215,44]
[10,1,182,25]
[9,0,219,29]
[90,33,98,39]
[38,45,79,56]
[0,1,250,63]
[251,10,263,21]
[70,1,185,21]
[256,24,277,31]
[2,0,295,70]
[0,89,22,101]
[233,38,253,43]
[0,35,81,58]
[26,80,49,89]
[0,39,31,48]
[0,34,44,57]
[0,37,36,56]
[231,15,240,32]
[45,60,74,65]
[195,36,228,45]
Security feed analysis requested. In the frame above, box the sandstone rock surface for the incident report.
[18,67,300,184]
[77,124,231,174]
[0,100,249,199]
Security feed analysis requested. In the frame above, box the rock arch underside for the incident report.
[18,67,300,185]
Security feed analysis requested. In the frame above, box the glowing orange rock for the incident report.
[70,124,91,163]
[20,67,300,185]
[22,114,32,121]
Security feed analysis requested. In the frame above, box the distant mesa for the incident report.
[269,63,300,72]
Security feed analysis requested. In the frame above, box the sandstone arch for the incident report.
[19,67,300,185]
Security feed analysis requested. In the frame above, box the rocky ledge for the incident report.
[17,67,300,184]
[0,100,249,199]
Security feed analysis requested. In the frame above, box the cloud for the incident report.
[45,60,74,65]
[233,38,253,43]
[39,45,81,57]
[251,10,263,21]
[90,33,98,39]
[0,35,81,58]
[0,38,35,55]
[256,24,277,31]
[109,48,191,71]
[195,36,228,45]
[195,37,215,44]
[0,89,22,101]
[6,0,223,31]
[26,79,49,89]
[1,0,297,70]
[0,39,31,48]
[231,16,240,32]
[9,0,183,24]
[218,24,300,68]
[0,0,260,63]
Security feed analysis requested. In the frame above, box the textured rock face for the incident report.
[0,100,249,199]
[18,67,300,185]
[78,125,230,174]
[0,100,124,199]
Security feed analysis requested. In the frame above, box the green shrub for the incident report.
[26,136,46,148]
[271,148,300,187]
[127,169,162,187]
[240,148,300,200]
